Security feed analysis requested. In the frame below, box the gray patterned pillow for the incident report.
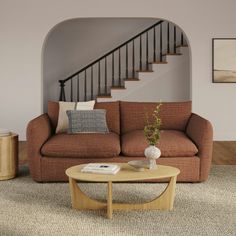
[66,109,109,134]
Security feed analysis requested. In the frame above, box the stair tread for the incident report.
[124,78,140,81]
[176,45,188,48]
[111,86,126,90]
[149,61,168,64]
[136,70,154,73]
[97,94,112,98]
[163,53,182,56]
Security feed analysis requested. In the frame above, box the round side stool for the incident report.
[0,133,18,180]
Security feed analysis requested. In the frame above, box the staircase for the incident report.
[97,45,189,102]
[58,20,188,102]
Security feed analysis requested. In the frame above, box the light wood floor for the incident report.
[19,141,27,165]
[212,141,236,164]
[19,141,236,165]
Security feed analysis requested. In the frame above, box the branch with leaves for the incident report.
[144,104,162,146]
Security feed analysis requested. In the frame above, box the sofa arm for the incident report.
[186,113,213,181]
[27,113,52,181]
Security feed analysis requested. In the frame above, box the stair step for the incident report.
[97,94,112,98]
[149,61,168,64]
[136,70,154,73]
[162,53,182,56]
[111,86,126,90]
[176,44,188,48]
[124,78,140,81]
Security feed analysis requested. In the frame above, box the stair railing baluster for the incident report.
[91,66,93,100]
[153,27,156,62]
[112,53,114,86]
[84,70,87,101]
[181,32,184,46]
[59,80,66,101]
[98,61,101,95]
[105,57,107,94]
[146,31,149,70]
[77,74,80,101]
[139,35,142,70]
[167,22,170,54]
[160,23,163,62]
[126,44,128,80]
[132,40,135,78]
[70,79,73,102]
[174,25,176,53]
[119,48,121,86]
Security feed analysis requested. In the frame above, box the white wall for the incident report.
[0,0,236,140]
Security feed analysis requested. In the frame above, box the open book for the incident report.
[81,163,120,175]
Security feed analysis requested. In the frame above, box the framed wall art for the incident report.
[212,38,236,83]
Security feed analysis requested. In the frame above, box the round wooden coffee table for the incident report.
[66,163,180,219]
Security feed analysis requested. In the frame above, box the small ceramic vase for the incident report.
[144,145,161,169]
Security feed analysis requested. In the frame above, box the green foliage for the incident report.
[144,104,162,146]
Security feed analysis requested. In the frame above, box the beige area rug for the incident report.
[0,165,235,236]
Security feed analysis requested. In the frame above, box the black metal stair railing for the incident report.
[59,20,187,102]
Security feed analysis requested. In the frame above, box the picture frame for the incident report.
[212,38,236,83]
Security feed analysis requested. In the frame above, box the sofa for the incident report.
[27,101,213,182]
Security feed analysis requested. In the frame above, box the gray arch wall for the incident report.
[42,18,191,111]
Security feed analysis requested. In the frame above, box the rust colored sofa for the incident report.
[27,101,213,183]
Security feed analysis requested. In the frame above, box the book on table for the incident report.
[81,163,120,175]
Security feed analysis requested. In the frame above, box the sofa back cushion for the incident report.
[94,102,120,134]
[120,101,192,134]
[47,101,120,134]
[48,101,59,131]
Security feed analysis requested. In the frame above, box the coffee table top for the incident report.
[66,163,180,182]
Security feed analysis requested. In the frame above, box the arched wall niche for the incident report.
[42,17,191,111]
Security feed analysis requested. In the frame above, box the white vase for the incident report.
[144,145,161,169]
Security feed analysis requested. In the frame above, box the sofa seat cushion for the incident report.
[121,130,198,157]
[41,132,121,158]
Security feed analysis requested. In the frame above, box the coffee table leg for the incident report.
[112,175,178,211]
[107,181,113,219]
[68,177,106,210]
[155,175,177,210]
[165,175,177,210]
[69,177,79,209]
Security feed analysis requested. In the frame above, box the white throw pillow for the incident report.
[55,100,95,133]
[76,100,95,110]
[56,102,76,133]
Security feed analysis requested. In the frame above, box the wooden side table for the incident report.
[0,133,18,180]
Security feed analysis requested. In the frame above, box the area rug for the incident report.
[0,165,235,236]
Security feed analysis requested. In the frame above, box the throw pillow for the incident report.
[76,100,95,110]
[56,100,95,133]
[56,102,76,133]
[66,109,109,134]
